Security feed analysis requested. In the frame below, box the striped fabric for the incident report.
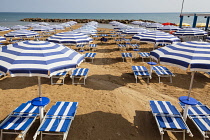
[47,31,93,45]
[157,25,180,31]
[0,36,6,42]
[34,102,78,139]
[150,41,210,72]
[0,101,39,132]
[72,68,89,76]
[31,26,53,32]
[76,44,85,48]
[89,44,97,48]
[0,26,10,31]
[54,71,67,76]
[122,53,132,58]
[133,71,149,76]
[206,36,210,42]
[118,44,126,48]
[4,30,39,38]
[152,66,174,76]
[11,25,28,30]
[132,30,180,44]
[0,41,85,77]
[130,44,139,48]
[85,53,96,58]
[179,101,210,137]
[146,23,163,29]
[122,28,147,34]
[132,66,148,71]
[173,28,208,36]
[149,100,190,136]
[139,52,150,57]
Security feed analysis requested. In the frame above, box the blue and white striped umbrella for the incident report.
[0,36,6,42]
[11,25,28,30]
[173,28,208,36]
[47,31,93,45]
[157,25,180,31]
[49,25,65,30]
[0,26,10,31]
[39,22,50,26]
[0,41,84,77]
[4,30,39,38]
[146,23,163,29]
[122,28,147,35]
[31,26,53,32]
[150,41,210,115]
[132,31,181,45]
[206,36,210,42]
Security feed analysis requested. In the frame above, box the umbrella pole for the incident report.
[38,76,42,97]
[187,71,195,100]
[37,76,43,122]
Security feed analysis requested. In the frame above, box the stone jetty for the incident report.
[20,18,156,24]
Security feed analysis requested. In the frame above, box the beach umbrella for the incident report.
[140,22,151,27]
[132,31,181,48]
[4,30,39,38]
[11,25,28,30]
[150,41,210,120]
[122,28,147,35]
[173,28,208,36]
[39,22,50,26]
[47,31,93,45]
[157,25,180,31]
[146,23,164,29]
[0,26,10,31]
[31,26,53,32]
[206,36,210,42]
[162,22,176,26]
[49,25,65,30]
[0,40,84,120]
[0,36,6,42]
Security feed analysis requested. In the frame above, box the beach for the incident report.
[0,24,210,140]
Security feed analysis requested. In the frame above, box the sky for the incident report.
[0,0,210,13]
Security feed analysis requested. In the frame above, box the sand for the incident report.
[0,24,210,140]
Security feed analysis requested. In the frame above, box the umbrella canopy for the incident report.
[11,25,28,30]
[157,25,180,31]
[150,41,210,119]
[0,26,10,31]
[39,22,50,26]
[0,36,6,42]
[49,25,65,30]
[173,28,208,36]
[146,23,163,29]
[4,30,39,38]
[122,28,147,35]
[132,31,181,45]
[162,22,176,26]
[176,23,191,27]
[0,41,85,77]
[47,31,93,45]
[31,26,53,32]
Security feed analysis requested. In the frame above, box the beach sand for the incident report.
[0,25,210,140]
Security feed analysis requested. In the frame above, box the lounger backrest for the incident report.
[13,102,39,114]
[153,66,173,75]
[192,117,210,131]
[47,102,78,117]
[150,100,180,115]
[122,53,132,57]
[85,53,96,57]
[72,68,89,76]
[139,52,150,57]
[132,66,148,72]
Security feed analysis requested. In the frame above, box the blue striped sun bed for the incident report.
[150,100,193,140]
[179,101,210,140]
[89,44,97,51]
[121,53,132,62]
[132,66,150,83]
[50,71,68,85]
[152,66,175,83]
[33,101,78,140]
[118,44,127,51]
[70,68,89,85]
[0,101,42,140]
[139,52,150,62]
[85,53,96,63]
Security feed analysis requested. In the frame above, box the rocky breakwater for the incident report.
[20,18,156,24]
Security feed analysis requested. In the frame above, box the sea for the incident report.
[0,12,208,29]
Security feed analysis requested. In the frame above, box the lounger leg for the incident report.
[161,134,163,140]
[40,132,43,140]
[51,77,53,85]
[170,76,172,83]
[1,130,3,140]
[159,77,161,83]
[183,130,185,140]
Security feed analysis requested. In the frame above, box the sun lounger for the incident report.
[50,71,68,85]
[121,53,132,62]
[132,66,150,83]
[33,101,78,140]
[89,44,97,51]
[139,52,150,62]
[152,66,175,83]
[0,101,41,140]
[118,44,126,51]
[85,53,96,63]
[150,100,193,140]
[179,101,210,140]
[70,68,89,85]
[76,44,85,51]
